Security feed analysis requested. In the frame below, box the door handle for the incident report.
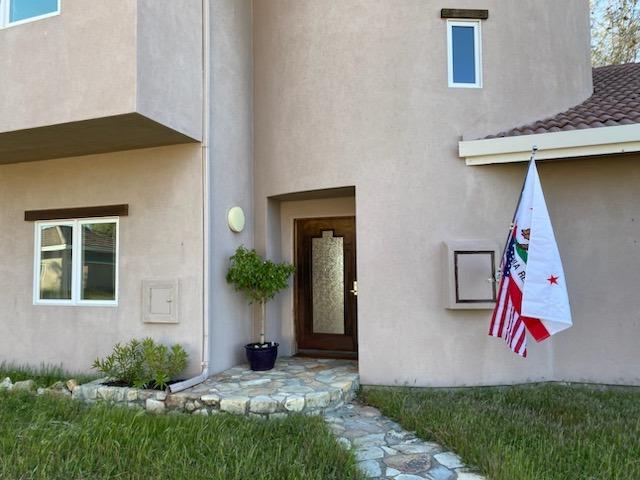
[349,281,358,296]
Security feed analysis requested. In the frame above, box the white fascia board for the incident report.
[459,123,640,165]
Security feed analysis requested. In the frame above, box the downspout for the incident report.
[170,0,211,393]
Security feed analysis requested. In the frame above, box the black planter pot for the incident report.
[245,342,279,371]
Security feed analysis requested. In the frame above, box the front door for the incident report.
[295,216,357,355]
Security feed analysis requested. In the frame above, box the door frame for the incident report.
[293,215,358,354]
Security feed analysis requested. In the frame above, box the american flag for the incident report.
[489,158,572,357]
[489,225,529,357]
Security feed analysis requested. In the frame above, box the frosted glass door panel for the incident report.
[311,230,345,334]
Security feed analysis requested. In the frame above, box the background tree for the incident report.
[591,0,640,66]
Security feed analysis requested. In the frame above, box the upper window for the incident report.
[447,20,482,88]
[1,0,60,28]
[34,218,119,306]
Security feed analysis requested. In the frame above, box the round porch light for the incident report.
[227,206,246,233]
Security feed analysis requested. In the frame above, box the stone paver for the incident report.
[433,452,465,470]
[325,402,485,480]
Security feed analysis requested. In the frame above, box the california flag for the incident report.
[489,159,572,357]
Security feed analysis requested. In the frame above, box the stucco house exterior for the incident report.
[1,0,638,388]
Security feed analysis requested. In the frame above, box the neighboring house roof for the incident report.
[42,226,72,248]
[42,226,114,253]
[459,63,640,165]
[83,228,116,253]
[486,63,640,139]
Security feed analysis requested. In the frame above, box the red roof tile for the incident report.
[486,63,640,139]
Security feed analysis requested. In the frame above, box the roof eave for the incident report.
[459,123,640,165]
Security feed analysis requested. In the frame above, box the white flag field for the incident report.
[489,159,572,357]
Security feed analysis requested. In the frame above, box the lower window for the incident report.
[34,218,118,306]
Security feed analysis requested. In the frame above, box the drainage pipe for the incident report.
[169,0,211,393]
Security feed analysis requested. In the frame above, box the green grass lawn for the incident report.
[0,390,361,480]
[0,362,98,387]
[362,383,640,480]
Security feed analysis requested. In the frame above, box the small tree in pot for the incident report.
[226,246,295,371]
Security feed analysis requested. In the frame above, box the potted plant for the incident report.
[226,246,295,371]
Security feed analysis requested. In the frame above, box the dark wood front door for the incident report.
[295,216,357,354]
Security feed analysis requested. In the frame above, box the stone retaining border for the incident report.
[72,358,360,418]
[71,379,357,417]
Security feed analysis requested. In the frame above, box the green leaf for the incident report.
[226,246,295,304]
[91,338,188,389]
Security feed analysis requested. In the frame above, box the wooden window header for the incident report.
[441,9,489,20]
[25,204,129,222]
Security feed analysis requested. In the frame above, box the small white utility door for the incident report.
[143,280,179,323]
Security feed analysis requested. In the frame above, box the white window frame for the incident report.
[447,19,483,89]
[33,217,119,307]
[0,0,60,29]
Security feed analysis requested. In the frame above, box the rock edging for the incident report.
[71,375,359,418]
[0,377,75,397]
[1,359,360,419]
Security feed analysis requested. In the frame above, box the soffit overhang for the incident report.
[0,113,199,164]
[459,123,640,165]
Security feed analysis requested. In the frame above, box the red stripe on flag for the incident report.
[511,322,527,357]
[504,299,515,341]
[504,308,527,357]
[522,316,551,342]
[507,280,522,310]
[512,319,526,353]
[489,275,508,338]
[492,278,508,337]
[496,280,509,337]
[489,277,505,335]
[497,280,510,338]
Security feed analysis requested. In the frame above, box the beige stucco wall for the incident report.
[0,0,202,141]
[0,144,204,375]
[137,0,203,139]
[0,0,137,133]
[539,154,640,385]
[251,0,639,386]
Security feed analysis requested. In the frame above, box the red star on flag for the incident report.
[547,275,559,285]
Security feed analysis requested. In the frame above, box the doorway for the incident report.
[295,216,357,357]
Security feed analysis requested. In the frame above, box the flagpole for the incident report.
[496,145,538,280]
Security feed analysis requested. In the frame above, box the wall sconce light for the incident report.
[227,206,245,233]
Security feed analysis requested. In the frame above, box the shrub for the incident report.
[92,338,188,390]
[226,246,295,344]
[142,340,188,390]
[226,246,295,304]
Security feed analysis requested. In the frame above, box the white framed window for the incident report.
[0,0,60,29]
[447,19,482,88]
[34,217,119,307]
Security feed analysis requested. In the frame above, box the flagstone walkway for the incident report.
[178,357,359,416]
[326,402,486,480]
